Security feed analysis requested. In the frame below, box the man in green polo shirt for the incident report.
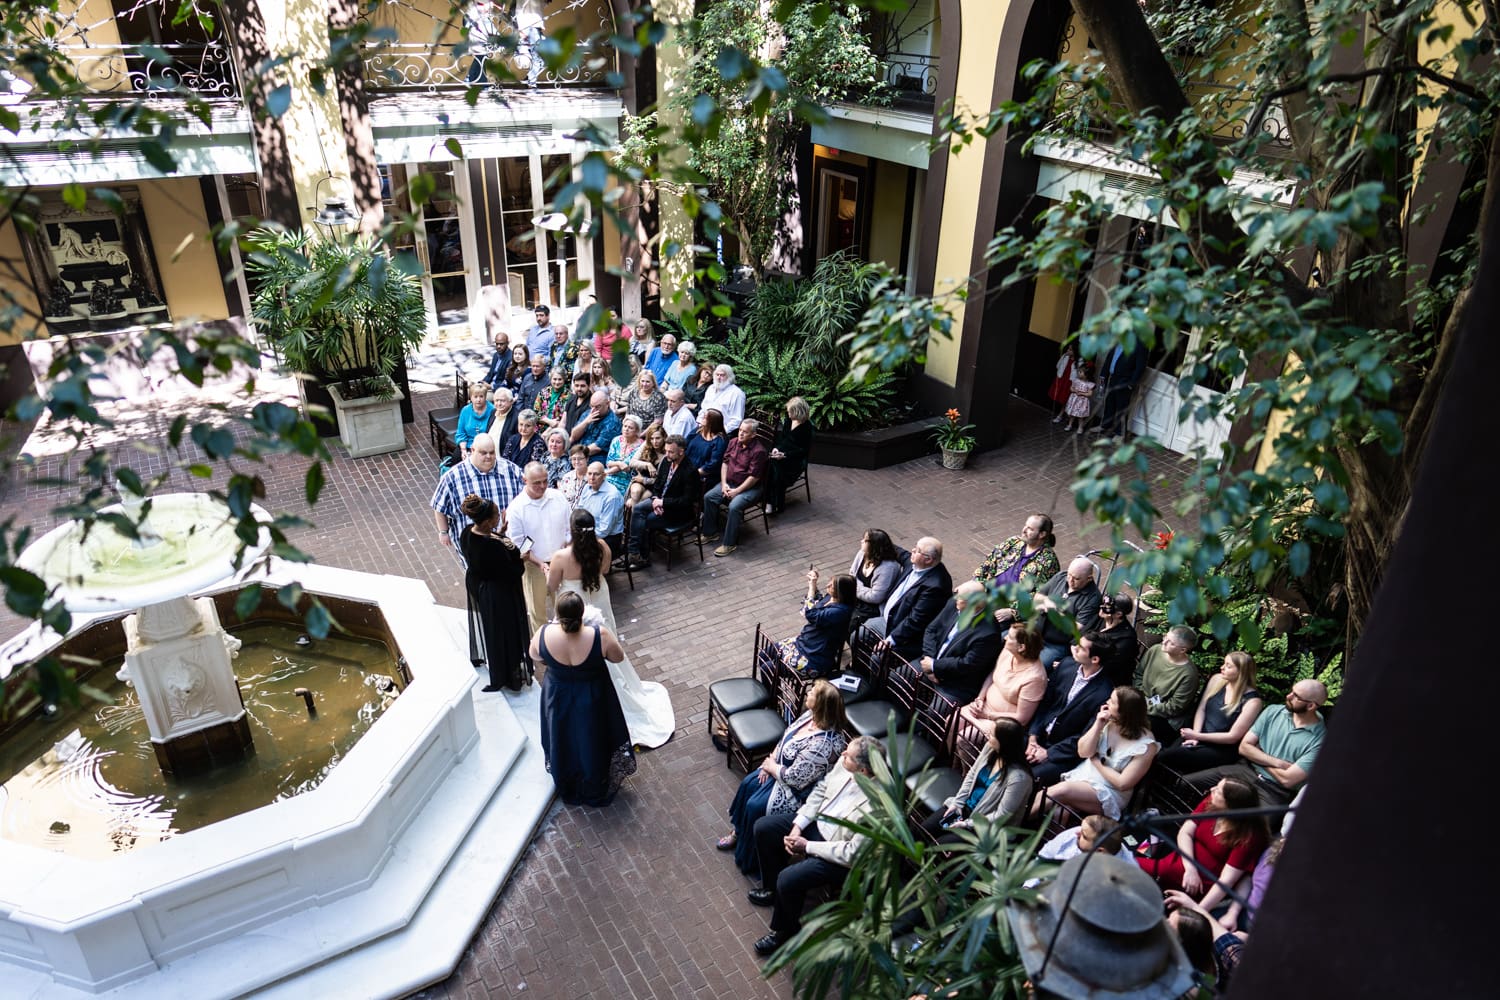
[1183,679,1328,805]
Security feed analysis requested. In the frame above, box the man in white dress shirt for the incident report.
[699,363,746,432]
[662,388,697,440]
[506,461,570,631]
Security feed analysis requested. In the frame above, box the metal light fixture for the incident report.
[308,176,358,240]
[1007,853,1195,1000]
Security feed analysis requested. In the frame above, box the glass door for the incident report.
[413,163,471,328]
[499,156,541,310]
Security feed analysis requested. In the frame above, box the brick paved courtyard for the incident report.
[0,355,1187,999]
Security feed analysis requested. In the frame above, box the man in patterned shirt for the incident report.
[430,433,525,564]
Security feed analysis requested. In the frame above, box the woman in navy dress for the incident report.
[531,590,637,806]
[775,570,856,679]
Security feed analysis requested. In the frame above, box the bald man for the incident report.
[918,580,1006,704]
[1183,679,1329,806]
[1033,556,1103,673]
[860,536,953,662]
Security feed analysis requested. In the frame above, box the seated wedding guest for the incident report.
[576,461,625,557]
[481,329,512,388]
[1038,814,1130,862]
[717,680,849,879]
[1164,891,1246,992]
[490,387,520,455]
[924,719,1033,837]
[622,434,700,570]
[1156,651,1265,775]
[684,362,715,411]
[454,381,495,460]
[558,444,590,505]
[701,363,746,431]
[501,343,530,392]
[628,317,656,361]
[1035,686,1157,820]
[548,323,579,374]
[664,339,698,392]
[1168,903,1221,992]
[1138,777,1269,912]
[573,389,621,459]
[604,414,648,494]
[1182,680,1327,806]
[747,736,885,957]
[848,528,902,639]
[570,336,595,378]
[588,354,613,394]
[699,418,768,558]
[623,421,666,515]
[889,720,1033,937]
[609,352,643,414]
[541,428,572,487]
[562,371,593,434]
[1034,557,1103,672]
[686,407,729,491]
[1025,632,1113,785]
[775,569,857,679]
[624,368,668,428]
[533,366,569,430]
[515,353,550,413]
[1135,625,1201,746]
[661,387,698,440]
[864,537,953,662]
[960,618,1048,734]
[1093,592,1140,686]
[917,580,1005,705]
[765,396,813,515]
[645,330,678,382]
[501,409,547,468]
[973,513,1061,596]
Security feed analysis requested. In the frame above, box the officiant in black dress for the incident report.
[458,494,532,692]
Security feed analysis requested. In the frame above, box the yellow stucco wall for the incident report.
[867,159,908,270]
[924,0,1009,386]
[140,179,229,322]
[0,221,43,347]
[1028,271,1073,342]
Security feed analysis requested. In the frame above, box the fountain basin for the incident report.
[0,561,529,996]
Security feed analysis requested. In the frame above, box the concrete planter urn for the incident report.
[328,381,407,457]
[939,446,971,470]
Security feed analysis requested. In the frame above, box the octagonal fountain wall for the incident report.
[0,560,505,995]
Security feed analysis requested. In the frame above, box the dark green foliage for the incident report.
[697,252,901,431]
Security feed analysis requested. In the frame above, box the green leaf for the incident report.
[305,462,325,504]
[266,84,292,119]
[62,183,88,211]
[235,585,263,620]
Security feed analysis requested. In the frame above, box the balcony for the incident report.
[874,49,938,112]
[1052,79,1292,155]
[358,0,618,94]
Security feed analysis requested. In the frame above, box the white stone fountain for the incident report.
[0,494,553,998]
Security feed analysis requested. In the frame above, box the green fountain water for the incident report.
[0,622,399,860]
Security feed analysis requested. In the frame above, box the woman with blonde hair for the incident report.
[765,395,812,515]
[1156,651,1265,773]
[717,680,849,877]
[663,339,698,391]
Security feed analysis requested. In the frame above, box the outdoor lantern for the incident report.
[312,197,358,240]
[1007,853,1196,1000]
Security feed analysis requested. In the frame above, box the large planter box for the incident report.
[811,417,943,470]
[328,383,408,458]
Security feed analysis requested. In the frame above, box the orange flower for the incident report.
[946,408,961,422]
[1153,530,1174,550]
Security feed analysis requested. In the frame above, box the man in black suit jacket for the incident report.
[918,580,1004,704]
[866,536,952,662]
[623,435,701,569]
[1026,631,1114,785]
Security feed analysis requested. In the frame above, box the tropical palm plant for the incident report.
[245,229,426,398]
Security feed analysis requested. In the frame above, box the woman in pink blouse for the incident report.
[960,618,1048,733]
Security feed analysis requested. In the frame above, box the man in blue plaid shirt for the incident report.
[431,433,525,564]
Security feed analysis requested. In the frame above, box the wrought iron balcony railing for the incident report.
[62,40,241,103]
[1052,78,1291,153]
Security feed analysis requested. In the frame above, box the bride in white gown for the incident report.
[546,508,676,748]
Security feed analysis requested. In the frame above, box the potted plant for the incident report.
[932,407,976,469]
[246,229,426,457]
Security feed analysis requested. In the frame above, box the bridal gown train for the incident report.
[556,576,676,748]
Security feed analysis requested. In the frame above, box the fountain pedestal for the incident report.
[121,594,253,777]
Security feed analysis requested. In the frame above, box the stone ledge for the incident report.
[811,417,943,470]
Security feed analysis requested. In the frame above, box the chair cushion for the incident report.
[885,732,938,777]
[728,708,785,752]
[907,766,965,817]
[710,677,771,716]
[845,699,905,739]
